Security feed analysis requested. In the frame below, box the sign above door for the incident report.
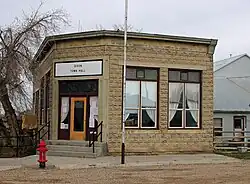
[55,60,103,77]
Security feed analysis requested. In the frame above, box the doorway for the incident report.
[70,97,87,140]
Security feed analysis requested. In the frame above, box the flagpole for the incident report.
[121,0,128,165]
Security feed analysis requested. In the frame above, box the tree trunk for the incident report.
[0,85,20,137]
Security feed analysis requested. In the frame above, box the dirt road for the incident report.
[0,162,249,184]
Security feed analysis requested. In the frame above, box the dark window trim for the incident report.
[168,69,202,129]
[126,66,158,81]
[122,66,159,130]
[168,68,201,83]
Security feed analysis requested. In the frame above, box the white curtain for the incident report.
[60,97,69,123]
[169,83,184,121]
[186,83,199,123]
[145,109,155,123]
[142,81,157,122]
[89,96,98,128]
[124,111,130,122]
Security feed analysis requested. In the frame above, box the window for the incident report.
[124,67,158,128]
[34,90,39,124]
[40,77,45,125]
[214,118,223,136]
[233,116,245,129]
[168,69,201,128]
[45,71,51,123]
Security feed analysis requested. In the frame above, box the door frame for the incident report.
[70,97,87,140]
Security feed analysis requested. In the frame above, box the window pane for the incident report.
[169,110,183,127]
[169,70,180,81]
[74,101,84,131]
[185,83,200,110]
[234,118,243,129]
[141,81,157,108]
[125,109,138,127]
[125,81,140,108]
[126,68,136,79]
[169,83,184,111]
[145,69,157,80]
[136,69,145,79]
[188,71,200,82]
[142,109,156,127]
[214,118,222,128]
[186,110,199,127]
[181,72,188,81]
[61,97,70,124]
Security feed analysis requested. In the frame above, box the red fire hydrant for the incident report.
[37,140,48,168]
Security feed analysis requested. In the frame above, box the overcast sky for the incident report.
[1,0,250,61]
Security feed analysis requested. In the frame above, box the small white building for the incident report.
[214,54,250,143]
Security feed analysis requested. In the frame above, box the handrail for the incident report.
[0,121,50,157]
[88,121,103,153]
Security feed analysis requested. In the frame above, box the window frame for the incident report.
[124,67,159,129]
[45,71,51,124]
[213,118,223,137]
[40,77,45,125]
[34,90,39,125]
[168,69,202,129]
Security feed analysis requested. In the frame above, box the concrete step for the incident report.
[47,150,97,158]
[43,140,108,158]
[46,140,105,147]
[46,145,101,153]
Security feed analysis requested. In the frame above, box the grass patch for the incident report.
[215,151,250,159]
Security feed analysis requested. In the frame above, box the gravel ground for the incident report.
[0,162,249,184]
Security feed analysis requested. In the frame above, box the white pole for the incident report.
[121,0,128,164]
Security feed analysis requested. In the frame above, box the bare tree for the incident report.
[91,24,143,32]
[112,24,143,32]
[0,2,69,138]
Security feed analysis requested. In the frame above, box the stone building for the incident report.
[32,30,217,156]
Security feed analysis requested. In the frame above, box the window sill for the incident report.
[125,128,158,130]
[168,127,201,130]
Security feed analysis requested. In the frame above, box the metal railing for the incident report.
[88,121,103,153]
[213,129,250,151]
[0,121,50,157]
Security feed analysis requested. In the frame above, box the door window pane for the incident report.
[125,109,138,127]
[125,81,140,108]
[61,97,70,125]
[141,81,157,108]
[74,101,84,131]
[142,109,156,127]
[169,110,183,127]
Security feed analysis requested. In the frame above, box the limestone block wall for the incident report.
[105,38,214,154]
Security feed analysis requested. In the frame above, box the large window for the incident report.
[124,67,158,129]
[168,69,201,128]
